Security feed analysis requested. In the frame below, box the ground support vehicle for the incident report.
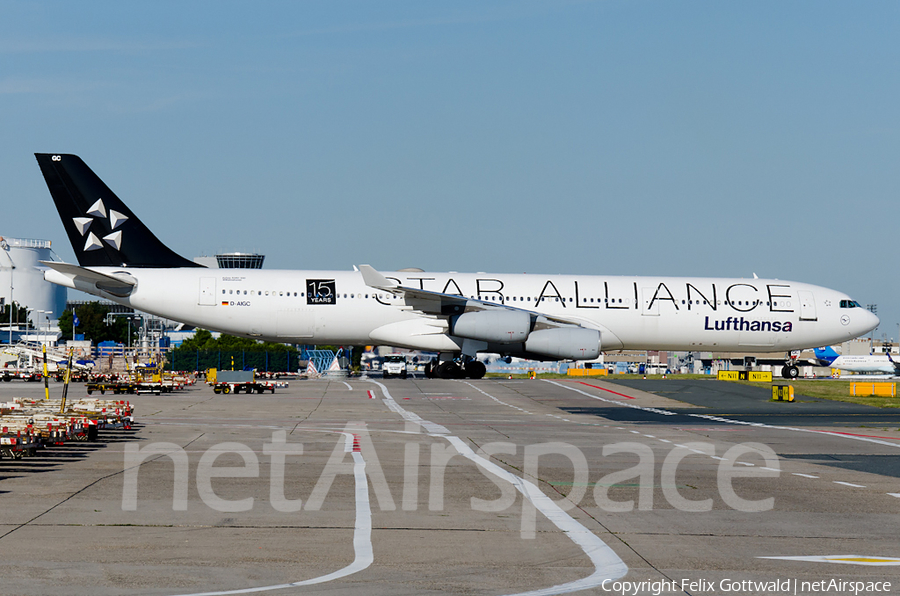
[208,370,278,394]
[0,398,133,459]
[382,354,408,379]
[86,380,139,395]
[1,368,43,382]
[213,379,277,394]
[0,427,39,458]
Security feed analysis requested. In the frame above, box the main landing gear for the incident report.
[780,364,800,379]
[425,358,486,380]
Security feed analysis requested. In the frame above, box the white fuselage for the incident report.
[828,355,897,375]
[52,267,879,355]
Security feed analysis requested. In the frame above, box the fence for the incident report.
[169,350,300,373]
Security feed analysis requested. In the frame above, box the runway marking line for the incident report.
[760,554,900,566]
[833,481,866,488]
[373,380,629,595]
[571,381,635,399]
[792,473,819,478]
[808,429,900,442]
[171,429,374,596]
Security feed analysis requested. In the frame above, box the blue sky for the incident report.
[2,1,899,339]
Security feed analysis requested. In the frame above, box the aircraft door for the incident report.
[798,290,817,321]
[199,277,216,306]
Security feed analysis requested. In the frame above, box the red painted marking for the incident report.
[810,429,900,442]
[352,434,362,452]
[572,381,635,399]
[367,390,375,399]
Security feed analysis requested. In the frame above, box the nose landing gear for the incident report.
[780,364,800,379]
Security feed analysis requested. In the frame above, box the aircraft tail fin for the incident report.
[34,153,201,268]
[813,346,839,365]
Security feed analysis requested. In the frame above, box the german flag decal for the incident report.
[221,301,228,306]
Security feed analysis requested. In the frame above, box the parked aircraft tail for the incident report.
[34,153,201,268]
[813,346,840,366]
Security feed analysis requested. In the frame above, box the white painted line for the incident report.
[888,493,900,498]
[658,439,671,443]
[171,430,373,596]
[642,435,655,438]
[833,481,866,488]
[371,381,629,594]
[710,456,725,461]
[341,381,352,390]
[760,554,900,566]
[736,462,755,467]
[548,380,900,451]
[629,430,640,434]
[792,473,819,479]
[463,382,533,415]
[761,467,780,472]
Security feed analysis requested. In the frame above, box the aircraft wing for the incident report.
[358,264,596,330]
[40,261,136,297]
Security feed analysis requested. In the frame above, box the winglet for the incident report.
[358,264,398,290]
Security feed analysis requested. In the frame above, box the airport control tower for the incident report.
[193,252,265,269]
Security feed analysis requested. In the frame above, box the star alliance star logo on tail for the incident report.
[72,199,129,253]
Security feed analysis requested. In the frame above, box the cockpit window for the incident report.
[840,300,862,308]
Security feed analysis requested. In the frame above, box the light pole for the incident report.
[35,310,50,344]
[1,238,14,346]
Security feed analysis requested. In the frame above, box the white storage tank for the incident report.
[0,236,67,321]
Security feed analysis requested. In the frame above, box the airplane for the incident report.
[34,153,880,380]
[813,346,900,376]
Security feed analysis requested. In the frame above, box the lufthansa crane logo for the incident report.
[72,198,129,253]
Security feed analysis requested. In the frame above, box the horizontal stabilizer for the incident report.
[41,261,135,297]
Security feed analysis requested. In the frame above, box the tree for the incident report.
[175,330,296,353]
[0,302,29,329]
[59,302,136,344]
[171,329,301,372]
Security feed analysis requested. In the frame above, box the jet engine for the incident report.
[451,310,531,344]
[524,328,601,360]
